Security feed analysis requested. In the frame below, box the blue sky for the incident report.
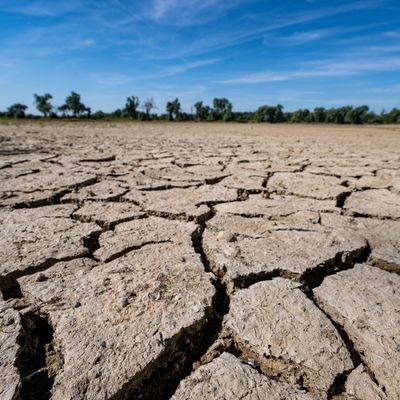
[0,0,399,113]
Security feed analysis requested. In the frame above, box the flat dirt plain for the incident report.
[0,122,399,400]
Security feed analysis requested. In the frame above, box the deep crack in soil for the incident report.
[16,312,57,400]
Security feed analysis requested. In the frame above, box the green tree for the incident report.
[325,108,341,124]
[166,101,174,121]
[255,105,284,123]
[313,107,326,123]
[143,98,156,120]
[124,96,140,119]
[194,101,210,121]
[255,106,270,122]
[166,98,181,121]
[92,111,106,119]
[33,93,53,117]
[291,109,311,123]
[112,109,123,118]
[212,98,232,120]
[384,108,400,124]
[60,91,89,117]
[222,103,233,121]
[7,103,28,118]
[347,105,370,124]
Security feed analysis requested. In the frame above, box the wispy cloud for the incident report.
[136,0,382,60]
[89,58,220,87]
[148,0,246,26]
[362,84,400,93]
[213,28,400,86]
[263,23,382,46]
[217,56,400,84]
[0,0,86,16]
[136,58,221,80]
[89,73,133,86]
[163,58,220,76]
[384,30,400,39]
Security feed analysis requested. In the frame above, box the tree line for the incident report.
[1,91,399,124]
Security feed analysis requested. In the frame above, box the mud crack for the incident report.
[16,312,59,400]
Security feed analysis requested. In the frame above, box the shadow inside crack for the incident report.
[16,312,59,400]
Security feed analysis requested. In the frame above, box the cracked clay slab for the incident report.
[343,189,400,219]
[123,184,238,220]
[0,169,97,207]
[314,264,400,399]
[203,214,367,291]
[320,213,400,273]
[73,200,145,228]
[61,179,129,202]
[93,216,198,262]
[171,352,315,400]
[223,278,353,397]
[267,172,348,200]
[18,243,215,400]
[0,293,21,400]
[340,365,387,400]
[0,206,101,287]
[214,194,339,217]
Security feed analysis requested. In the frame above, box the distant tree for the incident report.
[165,101,174,121]
[325,108,337,123]
[255,105,284,123]
[255,106,270,122]
[166,101,174,121]
[233,111,255,122]
[7,103,28,119]
[166,98,181,121]
[364,111,380,124]
[291,109,311,123]
[33,93,53,117]
[143,98,156,120]
[313,107,326,123]
[384,108,400,124]
[112,109,123,118]
[92,111,106,119]
[58,104,69,117]
[194,101,210,121]
[347,105,370,124]
[222,103,233,121]
[194,101,202,120]
[212,98,232,120]
[179,112,193,121]
[325,107,351,124]
[60,91,89,117]
[124,96,140,119]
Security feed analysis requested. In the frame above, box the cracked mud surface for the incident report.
[0,122,399,400]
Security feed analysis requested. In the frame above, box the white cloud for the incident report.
[163,58,220,76]
[1,0,85,16]
[136,0,382,60]
[89,73,132,86]
[263,23,380,46]
[152,0,179,20]
[362,84,400,94]
[384,31,400,39]
[216,56,400,84]
[148,0,246,25]
[88,58,219,87]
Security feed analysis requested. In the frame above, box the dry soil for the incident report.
[0,122,399,400]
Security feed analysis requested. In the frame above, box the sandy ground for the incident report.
[0,122,399,400]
